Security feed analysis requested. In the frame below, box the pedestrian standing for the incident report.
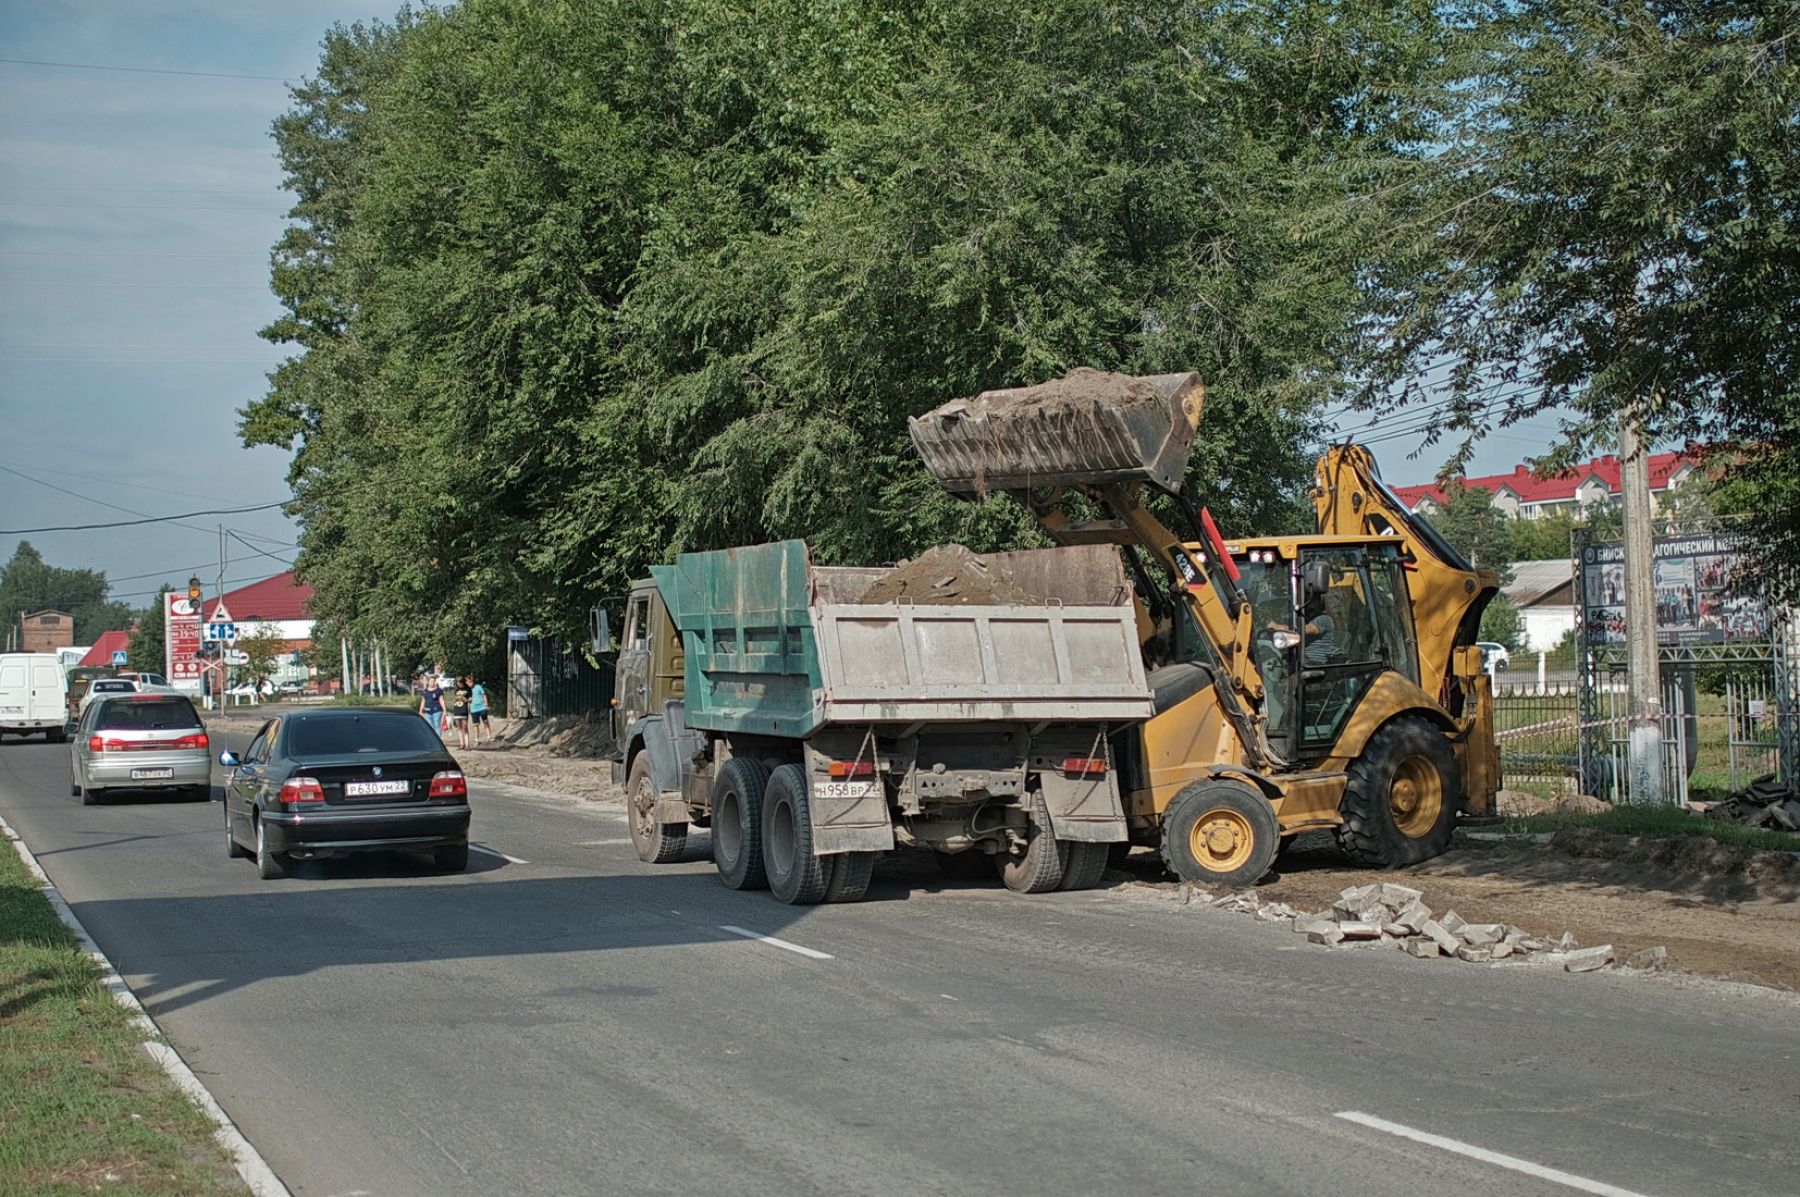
[450,676,472,750]
[468,675,490,745]
[419,675,444,739]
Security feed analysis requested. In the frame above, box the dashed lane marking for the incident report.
[718,926,834,960]
[1334,1110,1658,1197]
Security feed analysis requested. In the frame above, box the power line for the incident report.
[0,501,288,535]
[0,56,292,83]
[227,528,293,568]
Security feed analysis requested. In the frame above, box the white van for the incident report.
[0,653,70,742]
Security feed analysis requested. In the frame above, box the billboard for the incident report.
[165,593,202,688]
[1579,533,1768,646]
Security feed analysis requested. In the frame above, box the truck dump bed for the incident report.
[651,540,1152,738]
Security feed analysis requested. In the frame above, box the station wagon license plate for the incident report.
[813,781,876,800]
[131,767,174,780]
[344,779,411,797]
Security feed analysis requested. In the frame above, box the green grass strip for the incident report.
[0,841,244,1196]
[1496,804,1800,854]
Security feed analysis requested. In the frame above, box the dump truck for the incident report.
[609,539,1154,903]
[910,368,1500,887]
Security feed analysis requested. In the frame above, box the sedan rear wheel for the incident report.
[255,817,285,880]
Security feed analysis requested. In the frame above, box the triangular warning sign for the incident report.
[211,600,234,623]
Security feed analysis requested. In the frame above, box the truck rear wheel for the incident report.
[712,757,770,890]
[1336,716,1458,867]
[995,791,1064,894]
[628,754,688,864]
[822,851,876,903]
[1160,779,1278,888]
[762,764,828,905]
[1057,841,1110,891]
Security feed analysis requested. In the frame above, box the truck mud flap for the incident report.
[1033,732,1127,842]
[802,742,896,855]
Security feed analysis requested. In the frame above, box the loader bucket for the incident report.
[909,368,1205,496]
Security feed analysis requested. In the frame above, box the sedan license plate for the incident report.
[813,780,876,800]
[344,779,411,797]
[131,767,174,780]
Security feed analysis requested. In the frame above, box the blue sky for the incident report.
[0,2,1569,625]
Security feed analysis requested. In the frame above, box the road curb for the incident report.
[1,814,291,1197]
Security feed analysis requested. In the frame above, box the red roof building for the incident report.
[1392,451,1702,519]
[203,571,314,624]
[77,630,132,668]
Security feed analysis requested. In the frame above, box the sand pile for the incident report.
[856,544,1048,606]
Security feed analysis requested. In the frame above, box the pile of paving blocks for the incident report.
[1189,882,1666,974]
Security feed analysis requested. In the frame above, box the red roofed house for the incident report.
[77,630,132,668]
[1391,451,1701,520]
[202,572,316,687]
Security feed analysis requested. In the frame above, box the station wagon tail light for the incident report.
[1061,757,1108,776]
[170,732,208,750]
[429,770,467,799]
[278,776,325,804]
[827,761,875,779]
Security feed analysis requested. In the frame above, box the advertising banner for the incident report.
[165,593,202,689]
[1578,532,1767,646]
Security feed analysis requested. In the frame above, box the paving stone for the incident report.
[1460,923,1506,948]
[1307,927,1346,946]
[1338,883,1380,908]
[1381,922,1410,938]
[1404,937,1442,958]
[1556,931,1580,951]
[1625,946,1668,970]
[1394,899,1434,932]
[1294,917,1337,937]
[1355,904,1390,925]
[1564,944,1615,973]
[1490,941,1515,960]
[1517,937,1553,953]
[1420,920,1462,954]
[1378,882,1424,908]
[1439,909,1468,936]
[1455,945,1494,963]
[1335,921,1383,940]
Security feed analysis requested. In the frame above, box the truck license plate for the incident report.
[345,780,411,797]
[814,781,876,800]
[131,768,174,780]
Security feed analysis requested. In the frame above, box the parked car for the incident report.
[70,693,210,804]
[1477,641,1511,675]
[220,708,471,880]
[226,679,275,700]
[1,652,69,742]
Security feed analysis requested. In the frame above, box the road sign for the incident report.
[111,649,127,666]
[206,622,238,645]
[165,593,201,682]
[222,649,250,666]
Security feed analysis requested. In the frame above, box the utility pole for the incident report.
[1620,405,1666,804]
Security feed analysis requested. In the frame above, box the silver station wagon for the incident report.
[70,692,212,804]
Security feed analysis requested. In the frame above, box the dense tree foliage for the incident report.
[0,542,133,646]
[244,0,1462,666]
[1357,0,1800,599]
[1424,486,1515,575]
[126,585,170,674]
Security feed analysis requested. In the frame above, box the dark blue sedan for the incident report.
[221,708,471,880]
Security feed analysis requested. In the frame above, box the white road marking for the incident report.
[1334,1111,1658,1197]
[940,994,959,1001]
[469,844,526,865]
[718,926,834,959]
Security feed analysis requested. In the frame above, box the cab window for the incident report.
[624,595,651,652]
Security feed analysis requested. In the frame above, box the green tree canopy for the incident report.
[0,541,134,646]
[1424,486,1515,577]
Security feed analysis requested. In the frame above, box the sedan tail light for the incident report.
[278,776,325,804]
[428,770,467,800]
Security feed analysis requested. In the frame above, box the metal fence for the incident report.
[505,634,615,719]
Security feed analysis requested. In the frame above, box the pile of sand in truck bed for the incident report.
[958,367,1164,416]
[856,544,1048,606]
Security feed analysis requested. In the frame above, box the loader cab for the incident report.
[1233,538,1420,765]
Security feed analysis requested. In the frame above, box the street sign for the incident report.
[111,650,127,666]
[507,626,530,642]
[222,649,250,666]
[205,622,238,645]
[165,594,201,683]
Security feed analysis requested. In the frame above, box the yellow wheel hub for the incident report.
[1191,808,1255,873]
[1390,756,1444,838]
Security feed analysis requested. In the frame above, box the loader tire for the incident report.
[1160,779,1279,888]
[822,851,876,903]
[712,756,770,891]
[933,850,992,881]
[1057,841,1110,891]
[762,764,828,905]
[1336,716,1459,868]
[995,790,1064,894]
[628,754,687,864]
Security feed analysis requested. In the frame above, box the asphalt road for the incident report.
[2,729,1795,1197]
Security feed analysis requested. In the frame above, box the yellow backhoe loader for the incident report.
[911,368,1500,885]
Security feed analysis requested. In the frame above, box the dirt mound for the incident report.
[963,367,1163,416]
[1494,789,1611,817]
[1549,826,1800,897]
[857,544,1048,606]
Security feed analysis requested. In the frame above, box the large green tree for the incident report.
[1424,486,1515,575]
[126,585,171,674]
[245,0,1460,664]
[1357,0,1800,600]
[0,542,133,646]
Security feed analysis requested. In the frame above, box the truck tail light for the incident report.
[827,761,875,778]
[278,776,325,804]
[429,770,467,799]
[1061,757,1107,776]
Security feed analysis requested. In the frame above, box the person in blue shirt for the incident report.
[468,676,490,746]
